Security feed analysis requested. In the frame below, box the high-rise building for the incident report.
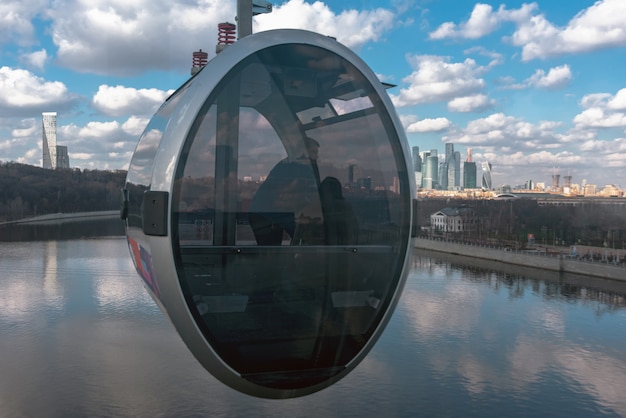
[463,161,477,188]
[445,143,454,163]
[552,174,560,190]
[453,151,461,188]
[56,145,70,169]
[412,146,422,172]
[422,150,438,189]
[441,143,461,190]
[444,143,453,190]
[42,112,70,169]
[415,171,422,193]
[42,112,57,169]
[348,164,356,185]
[481,161,492,190]
[439,161,448,190]
[463,149,476,189]
[564,175,572,189]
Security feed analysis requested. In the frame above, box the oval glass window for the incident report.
[171,42,411,394]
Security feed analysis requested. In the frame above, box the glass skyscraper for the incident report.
[463,161,477,188]
[412,146,422,172]
[422,150,438,189]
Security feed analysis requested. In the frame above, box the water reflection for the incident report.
[0,235,625,417]
[0,217,124,242]
[406,251,626,416]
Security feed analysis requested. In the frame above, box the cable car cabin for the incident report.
[121,29,413,399]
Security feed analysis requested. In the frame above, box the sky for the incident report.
[1,0,625,188]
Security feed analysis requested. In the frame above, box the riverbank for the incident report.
[413,237,625,282]
[0,210,119,225]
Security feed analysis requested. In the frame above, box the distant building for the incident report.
[583,183,597,196]
[438,161,448,190]
[481,162,492,190]
[599,184,621,197]
[414,171,422,195]
[453,151,460,188]
[463,161,477,188]
[447,151,460,190]
[430,206,477,234]
[563,175,572,189]
[42,112,70,169]
[56,145,70,169]
[42,112,57,169]
[422,150,438,189]
[443,143,456,190]
[412,146,421,172]
[552,173,560,191]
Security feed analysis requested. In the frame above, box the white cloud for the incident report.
[574,88,626,129]
[498,65,572,91]
[0,0,44,46]
[11,122,37,138]
[398,114,419,129]
[406,117,452,133]
[429,1,626,61]
[46,0,395,76]
[580,93,613,109]
[22,49,49,71]
[391,55,486,107]
[580,137,626,152]
[49,0,234,76]
[448,94,495,113]
[54,118,141,170]
[574,108,626,129]
[463,46,504,69]
[0,67,74,116]
[256,0,395,48]
[443,113,564,150]
[121,116,150,136]
[510,0,626,61]
[429,3,537,40]
[78,121,121,138]
[92,85,173,117]
[24,148,39,159]
[607,88,626,111]
[526,65,572,90]
[70,152,95,160]
[510,150,581,166]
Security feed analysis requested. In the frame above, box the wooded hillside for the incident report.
[0,162,126,222]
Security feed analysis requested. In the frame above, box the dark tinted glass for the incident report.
[172,43,410,389]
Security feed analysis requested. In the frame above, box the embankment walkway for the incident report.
[414,237,625,282]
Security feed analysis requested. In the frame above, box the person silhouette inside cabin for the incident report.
[319,176,358,245]
[249,137,321,245]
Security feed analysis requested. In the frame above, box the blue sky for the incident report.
[1,0,625,188]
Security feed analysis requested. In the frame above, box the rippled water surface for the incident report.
[1,232,625,417]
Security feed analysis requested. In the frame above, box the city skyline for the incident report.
[0,1,625,187]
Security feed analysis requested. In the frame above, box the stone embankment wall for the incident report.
[414,237,625,282]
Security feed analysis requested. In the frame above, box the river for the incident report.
[1,218,625,417]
